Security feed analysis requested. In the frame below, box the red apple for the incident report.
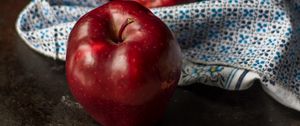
[66,1,182,126]
[112,0,196,8]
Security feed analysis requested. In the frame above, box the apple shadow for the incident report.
[156,82,300,126]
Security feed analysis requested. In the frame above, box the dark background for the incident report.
[1,0,300,126]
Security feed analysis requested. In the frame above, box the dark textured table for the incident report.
[1,0,300,126]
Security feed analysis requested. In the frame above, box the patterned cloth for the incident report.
[16,0,300,111]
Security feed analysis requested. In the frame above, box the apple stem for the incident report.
[118,18,134,43]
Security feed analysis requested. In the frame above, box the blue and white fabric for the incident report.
[16,0,300,111]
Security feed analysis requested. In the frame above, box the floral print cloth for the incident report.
[16,0,300,111]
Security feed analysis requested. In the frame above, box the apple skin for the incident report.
[66,1,182,126]
[112,0,196,8]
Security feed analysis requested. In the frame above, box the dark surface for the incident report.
[1,0,300,126]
